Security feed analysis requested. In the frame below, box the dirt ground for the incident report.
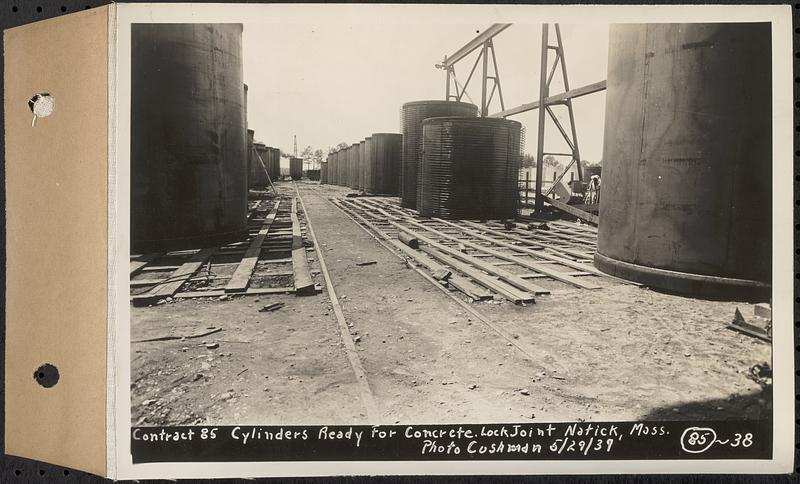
[131,181,772,426]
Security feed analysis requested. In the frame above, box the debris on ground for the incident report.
[748,362,772,389]
[727,307,771,342]
[132,326,222,344]
[258,302,285,312]
[205,342,220,350]
[356,260,377,266]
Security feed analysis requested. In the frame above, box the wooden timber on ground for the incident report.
[540,194,599,225]
[290,197,317,296]
[225,200,281,293]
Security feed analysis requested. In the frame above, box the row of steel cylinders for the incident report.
[321,133,402,195]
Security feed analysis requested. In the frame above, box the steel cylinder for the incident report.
[270,148,281,181]
[320,161,328,184]
[290,157,303,180]
[401,100,478,209]
[358,141,366,191]
[338,149,346,186]
[131,23,246,252]
[595,23,772,297]
[419,117,521,220]
[250,142,269,188]
[350,144,360,190]
[246,129,254,188]
[368,133,402,195]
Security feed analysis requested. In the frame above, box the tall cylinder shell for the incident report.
[369,133,402,195]
[270,148,281,181]
[595,23,772,297]
[320,161,328,184]
[363,137,374,193]
[350,144,360,189]
[419,117,521,219]
[338,150,346,186]
[131,23,247,252]
[401,100,478,209]
[246,128,254,188]
[290,157,303,180]
[358,141,366,191]
[249,141,269,188]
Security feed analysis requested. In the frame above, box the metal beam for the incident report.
[441,23,512,68]
[490,80,607,118]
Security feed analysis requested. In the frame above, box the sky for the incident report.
[242,22,609,165]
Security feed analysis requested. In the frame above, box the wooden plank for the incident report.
[132,248,215,306]
[415,219,599,290]
[334,200,493,302]
[418,244,535,304]
[290,197,316,296]
[225,200,281,293]
[130,253,161,275]
[460,220,610,278]
[392,223,538,303]
[540,194,599,225]
[174,286,295,299]
[430,219,600,290]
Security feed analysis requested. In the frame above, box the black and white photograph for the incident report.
[115,3,793,477]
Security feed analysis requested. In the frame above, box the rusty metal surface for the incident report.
[131,23,247,252]
[595,23,772,297]
[401,100,478,209]
[368,133,402,195]
[418,117,522,220]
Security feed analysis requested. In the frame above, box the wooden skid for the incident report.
[225,200,281,293]
[132,248,214,306]
[334,199,492,302]
[290,197,316,296]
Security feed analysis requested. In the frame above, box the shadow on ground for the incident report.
[641,386,772,420]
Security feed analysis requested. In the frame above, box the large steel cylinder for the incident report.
[401,100,478,209]
[131,23,246,252]
[270,148,281,181]
[246,128,254,188]
[368,133,402,195]
[419,117,521,219]
[250,142,269,188]
[320,161,328,184]
[338,149,346,186]
[595,23,772,297]
[290,157,303,180]
[358,141,366,191]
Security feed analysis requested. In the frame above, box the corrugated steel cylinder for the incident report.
[249,141,269,188]
[401,100,478,209]
[368,133,402,195]
[350,144,360,189]
[418,117,521,219]
[320,161,328,184]
[131,23,246,252]
[595,23,772,297]
[290,157,303,180]
[358,141,366,191]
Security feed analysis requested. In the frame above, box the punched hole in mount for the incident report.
[33,363,59,388]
